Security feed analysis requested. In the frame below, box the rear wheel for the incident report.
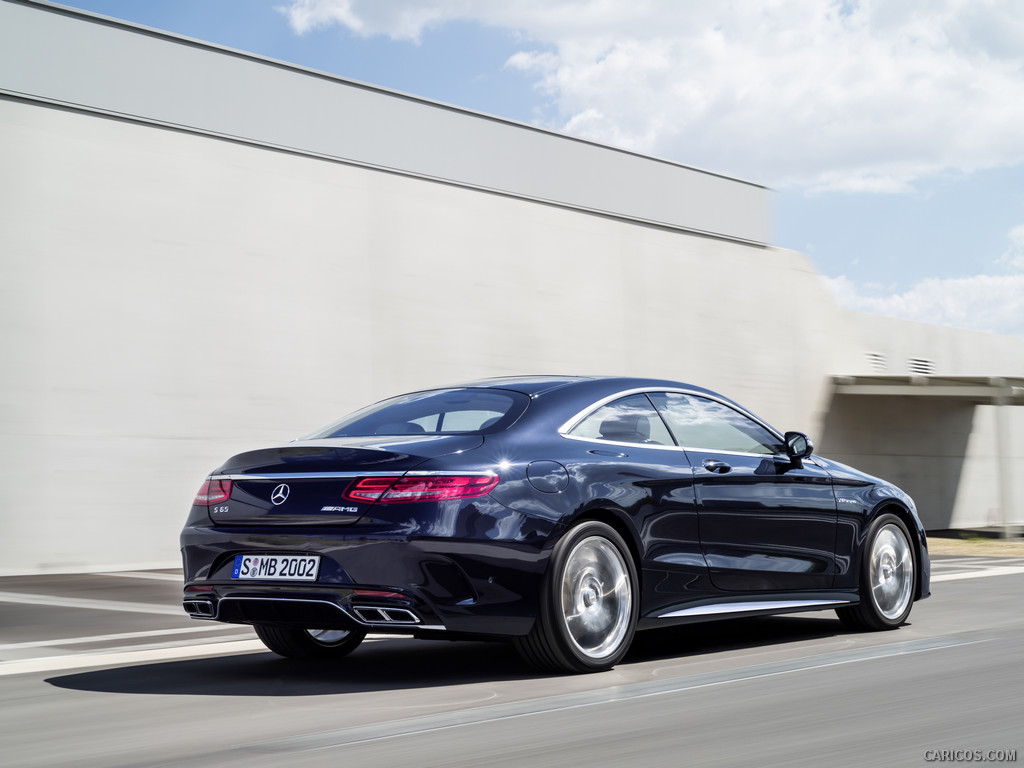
[837,513,916,631]
[254,625,366,659]
[515,521,638,673]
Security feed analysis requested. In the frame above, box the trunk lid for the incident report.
[209,435,481,525]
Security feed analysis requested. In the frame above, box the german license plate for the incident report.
[231,554,320,581]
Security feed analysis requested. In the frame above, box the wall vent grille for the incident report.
[908,357,935,375]
[865,351,887,372]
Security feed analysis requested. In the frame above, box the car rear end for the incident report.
[179,388,553,639]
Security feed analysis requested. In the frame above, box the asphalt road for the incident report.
[2,555,1022,768]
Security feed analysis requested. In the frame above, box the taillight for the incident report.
[343,476,395,502]
[194,478,232,505]
[344,474,498,504]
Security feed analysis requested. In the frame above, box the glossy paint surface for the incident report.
[180,376,930,639]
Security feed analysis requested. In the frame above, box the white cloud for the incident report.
[824,225,1024,337]
[278,1,1024,336]
[824,272,1024,337]
[999,225,1024,273]
[277,0,1024,191]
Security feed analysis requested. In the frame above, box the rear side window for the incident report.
[567,394,674,446]
[308,388,529,437]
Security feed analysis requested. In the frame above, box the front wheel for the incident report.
[254,625,366,659]
[837,513,916,631]
[515,521,638,673]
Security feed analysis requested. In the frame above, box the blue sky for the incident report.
[59,0,1024,337]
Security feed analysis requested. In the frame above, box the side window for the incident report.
[567,394,674,446]
[649,393,784,455]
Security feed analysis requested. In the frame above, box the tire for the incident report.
[837,513,916,631]
[254,625,366,659]
[515,521,638,673]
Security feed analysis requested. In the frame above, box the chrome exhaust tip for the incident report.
[183,599,215,618]
[352,606,420,624]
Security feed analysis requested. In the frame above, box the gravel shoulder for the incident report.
[926,536,1024,556]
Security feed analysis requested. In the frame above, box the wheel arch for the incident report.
[560,506,644,593]
[866,502,926,601]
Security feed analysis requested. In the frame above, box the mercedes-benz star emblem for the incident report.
[270,483,290,505]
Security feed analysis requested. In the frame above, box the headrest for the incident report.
[598,412,651,442]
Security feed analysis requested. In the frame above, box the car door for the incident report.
[561,393,706,584]
[649,392,838,592]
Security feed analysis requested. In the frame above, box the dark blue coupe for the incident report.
[180,376,930,673]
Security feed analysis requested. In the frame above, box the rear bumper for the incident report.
[179,523,547,638]
[184,586,445,632]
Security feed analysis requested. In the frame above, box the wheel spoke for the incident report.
[560,536,632,660]
[869,523,914,620]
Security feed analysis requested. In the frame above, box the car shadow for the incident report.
[46,636,535,697]
[46,614,849,697]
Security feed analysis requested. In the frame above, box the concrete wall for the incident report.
[0,95,855,574]
[0,0,769,245]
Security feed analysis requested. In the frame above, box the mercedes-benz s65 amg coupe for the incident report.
[181,376,930,673]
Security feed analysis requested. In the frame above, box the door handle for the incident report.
[702,459,731,474]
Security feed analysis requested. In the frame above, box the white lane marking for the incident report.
[1,635,391,676]
[0,640,267,677]
[932,565,1024,582]
[0,591,181,616]
[255,637,985,754]
[98,571,183,582]
[0,625,249,650]
[933,561,1024,573]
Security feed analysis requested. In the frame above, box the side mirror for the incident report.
[784,431,814,462]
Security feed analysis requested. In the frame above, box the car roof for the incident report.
[443,375,595,397]
[445,375,724,401]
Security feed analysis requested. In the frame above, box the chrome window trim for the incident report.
[681,445,789,460]
[558,387,791,459]
[559,433,684,452]
[557,387,670,435]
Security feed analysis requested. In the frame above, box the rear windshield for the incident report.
[307,388,530,438]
